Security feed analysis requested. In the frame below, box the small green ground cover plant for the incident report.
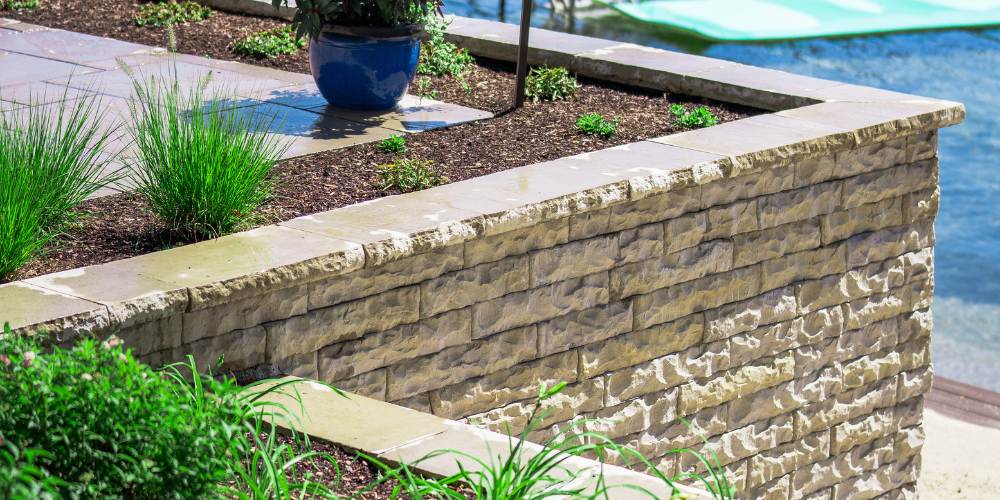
[0,92,117,281]
[0,325,340,498]
[125,69,288,240]
[232,26,306,59]
[576,112,618,138]
[671,103,719,128]
[525,66,578,102]
[376,135,408,154]
[0,0,38,10]
[363,381,735,499]
[135,1,212,27]
[418,16,475,78]
[377,157,444,192]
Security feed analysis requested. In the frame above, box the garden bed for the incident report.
[1,2,754,281]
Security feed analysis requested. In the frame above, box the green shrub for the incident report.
[0,331,241,498]
[376,135,408,154]
[125,70,287,240]
[414,76,439,100]
[418,16,475,78]
[0,443,63,499]
[135,1,212,27]
[0,0,39,10]
[525,66,578,102]
[232,26,306,59]
[377,157,444,192]
[0,93,117,280]
[670,103,719,128]
[576,112,618,138]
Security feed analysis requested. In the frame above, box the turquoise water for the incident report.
[444,2,1000,391]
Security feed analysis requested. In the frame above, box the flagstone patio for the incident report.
[0,19,492,198]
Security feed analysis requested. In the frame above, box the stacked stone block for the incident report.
[123,131,939,499]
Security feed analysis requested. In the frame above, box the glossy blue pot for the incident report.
[309,25,422,110]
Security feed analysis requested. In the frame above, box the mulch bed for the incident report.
[2,1,757,281]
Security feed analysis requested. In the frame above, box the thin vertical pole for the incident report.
[499,0,506,22]
[513,0,532,109]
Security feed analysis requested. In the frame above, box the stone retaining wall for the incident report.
[2,17,964,499]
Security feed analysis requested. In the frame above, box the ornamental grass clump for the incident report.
[125,69,288,240]
[135,0,212,27]
[0,92,117,280]
[232,26,306,59]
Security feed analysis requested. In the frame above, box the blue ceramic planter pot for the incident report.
[309,25,422,110]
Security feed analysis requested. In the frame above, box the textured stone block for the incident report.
[618,223,664,264]
[842,289,909,331]
[762,244,847,292]
[729,321,801,367]
[588,390,678,440]
[472,272,608,338]
[846,221,934,269]
[317,308,471,381]
[466,218,568,267]
[759,181,841,229]
[902,187,939,224]
[794,377,897,438]
[794,154,837,188]
[839,318,900,364]
[820,197,904,245]
[655,404,729,451]
[387,325,537,400]
[267,350,318,380]
[530,235,617,287]
[431,351,578,419]
[746,475,792,500]
[704,286,797,342]
[183,284,307,343]
[678,352,794,415]
[842,160,937,210]
[331,369,387,400]
[896,337,930,372]
[835,137,906,179]
[893,396,924,430]
[579,313,702,378]
[605,341,729,406]
[117,315,183,357]
[843,349,902,390]
[906,131,937,163]
[421,255,529,317]
[266,286,419,361]
[663,210,707,253]
[894,425,924,460]
[185,325,266,372]
[705,199,758,240]
[611,239,733,299]
[309,244,463,309]
[748,430,830,488]
[797,305,846,346]
[680,414,794,470]
[897,367,932,402]
[607,187,700,232]
[634,265,761,329]
[537,301,632,356]
[897,309,931,345]
[791,436,893,497]
[391,393,432,414]
[831,464,897,500]
[702,165,793,207]
[466,379,604,436]
[797,257,905,315]
[729,365,841,429]
[832,408,894,454]
[568,207,611,241]
[733,219,821,268]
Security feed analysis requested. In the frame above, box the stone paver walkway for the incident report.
[0,19,492,198]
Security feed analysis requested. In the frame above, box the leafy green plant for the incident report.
[376,135,408,154]
[0,443,63,499]
[232,26,306,59]
[363,381,735,499]
[670,104,719,128]
[124,69,288,240]
[0,0,39,10]
[0,91,117,281]
[418,15,475,78]
[135,1,212,27]
[276,0,437,41]
[576,112,618,138]
[414,76,439,100]
[525,66,578,102]
[377,157,444,192]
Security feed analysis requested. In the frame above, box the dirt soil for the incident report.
[2,2,757,281]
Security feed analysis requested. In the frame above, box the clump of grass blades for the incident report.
[135,1,212,27]
[0,91,117,280]
[362,382,735,499]
[125,69,288,240]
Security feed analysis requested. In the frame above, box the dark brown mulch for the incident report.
[2,2,758,281]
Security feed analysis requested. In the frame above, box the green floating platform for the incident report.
[609,0,1000,41]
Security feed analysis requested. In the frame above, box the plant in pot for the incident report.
[275,0,438,110]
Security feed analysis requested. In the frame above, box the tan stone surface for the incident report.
[842,160,938,210]
[466,218,568,267]
[605,341,729,406]
[0,281,110,336]
[579,313,703,378]
[701,165,793,207]
[530,235,618,287]
[611,239,733,299]
[733,219,821,268]
[634,265,761,329]
[821,197,905,245]
[759,181,841,229]
[537,301,632,356]
[704,286,798,342]
[471,272,608,338]
[420,255,529,317]
[678,352,794,415]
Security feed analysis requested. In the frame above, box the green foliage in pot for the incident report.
[274,0,440,40]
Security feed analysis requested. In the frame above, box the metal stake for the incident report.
[513,0,533,109]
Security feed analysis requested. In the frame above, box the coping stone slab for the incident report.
[776,100,965,146]
[0,281,110,337]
